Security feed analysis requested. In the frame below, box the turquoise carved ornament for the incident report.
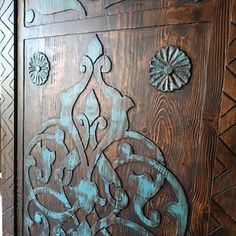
[25,35,188,236]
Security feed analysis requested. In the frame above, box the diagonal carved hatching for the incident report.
[208,0,236,233]
[0,0,15,234]
[25,35,188,236]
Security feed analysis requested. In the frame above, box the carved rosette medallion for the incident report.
[149,46,192,92]
[29,52,50,85]
[25,35,188,235]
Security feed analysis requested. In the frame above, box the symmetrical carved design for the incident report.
[0,0,15,234]
[25,35,188,235]
[29,52,50,85]
[149,46,192,92]
[209,0,236,234]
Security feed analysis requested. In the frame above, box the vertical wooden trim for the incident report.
[0,0,15,235]
[208,0,236,234]
[190,0,230,234]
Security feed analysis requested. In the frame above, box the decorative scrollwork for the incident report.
[26,0,202,24]
[34,0,86,16]
[29,52,50,85]
[25,35,188,235]
[149,46,192,92]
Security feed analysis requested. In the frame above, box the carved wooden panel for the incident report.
[208,0,236,235]
[24,0,207,27]
[25,35,188,236]
[0,0,15,235]
[9,0,230,235]
[22,23,210,235]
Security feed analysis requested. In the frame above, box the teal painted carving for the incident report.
[25,35,188,235]
[26,9,35,23]
[149,46,192,92]
[33,0,86,16]
[29,52,50,85]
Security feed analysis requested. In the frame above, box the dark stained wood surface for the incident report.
[23,24,209,235]
[208,0,236,235]
[0,0,233,235]
[17,0,230,235]
[24,0,211,27]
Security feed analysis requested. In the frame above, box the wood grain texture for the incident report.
[24,0,210,27]
[208,0,236,235]
[22,24,209,236]
[21,2,214,40]
[14,0,231,235]
[0,0,15,235]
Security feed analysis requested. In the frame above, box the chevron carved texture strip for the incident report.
[208,0,236,235]
[0,0,15,235]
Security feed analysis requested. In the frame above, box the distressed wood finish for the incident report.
[208,0,236,235]
[0,0,15,235]
[24,33,190,236]
[24,0,207,27]
[0,0,229,235]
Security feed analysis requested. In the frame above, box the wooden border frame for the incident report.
[0,0,232,235]
[0,0,16,235]
[208,0,236,234]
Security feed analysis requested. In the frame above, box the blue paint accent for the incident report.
[25,35,188,235]
[84,90,100,124]
[35,146,55,184]
[34,187,70,208]
[68,221,92,236]
[70,179,106,213]
[34,212,49,236]
[129,172,163,227]
[114,152,188,236]
[97,153,121,187]
[35,0,86,16]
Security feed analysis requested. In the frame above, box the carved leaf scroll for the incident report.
[33,0,86,15]
[26,0,202,24]
[25,35,189,236]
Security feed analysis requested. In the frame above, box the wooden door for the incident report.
[1,0,235,235]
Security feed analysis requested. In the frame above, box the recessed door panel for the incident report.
[23,23,209,235]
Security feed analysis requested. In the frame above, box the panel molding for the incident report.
[0,0,230,235]
[24,34,188,236]
[21,3,213,40]
[23,0,205,27]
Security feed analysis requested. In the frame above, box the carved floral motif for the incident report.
[149,46,192,92]
[25,35,188,235]
[29,52,50,85]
